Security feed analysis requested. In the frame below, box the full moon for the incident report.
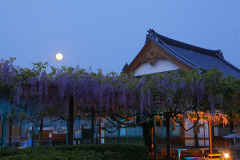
[56,53,63,60]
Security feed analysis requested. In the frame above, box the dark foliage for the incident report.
[0,144,149,160]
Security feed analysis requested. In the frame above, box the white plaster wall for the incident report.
[133,59,179,76]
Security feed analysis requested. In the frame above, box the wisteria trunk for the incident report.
[32,126,35,146]
[1,114,6,148]
[194,122,199,148]
[98,118,102,144]
[91,107,95,144]
[68,96,74,145]
[39,115,43,145]
[142,119,153,152]
[9,109,13,147]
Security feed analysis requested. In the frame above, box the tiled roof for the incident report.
[146,29,240,78]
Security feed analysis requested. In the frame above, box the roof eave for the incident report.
[123,39,152,74]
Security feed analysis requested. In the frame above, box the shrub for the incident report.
[54,144,149,160]
[0,147,21,158]
[1,149,103,160]
[0,144,149,160]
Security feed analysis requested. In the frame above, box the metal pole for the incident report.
[208,115,212,155]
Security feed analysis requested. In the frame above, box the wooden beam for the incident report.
[208,115,212,155]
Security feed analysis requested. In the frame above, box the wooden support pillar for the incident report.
[68,96,74,145]
[208,115,212,155]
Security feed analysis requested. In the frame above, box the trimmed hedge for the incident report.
[54,144,148,160]
[0,144,149,160]
[0,149,104,160]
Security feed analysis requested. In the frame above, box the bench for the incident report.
[180,150,202,159]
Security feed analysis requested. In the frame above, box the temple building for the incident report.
[118,29,240,149]
[124,29,240,78]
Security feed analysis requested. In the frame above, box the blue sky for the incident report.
[0,1,240,74]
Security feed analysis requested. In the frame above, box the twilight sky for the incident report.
[1,1,240,74]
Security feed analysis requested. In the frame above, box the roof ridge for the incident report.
[155,39,198,68]
[214,53,240,73]
[146,29,224,58]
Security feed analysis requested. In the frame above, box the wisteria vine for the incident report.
[0,58,239,130]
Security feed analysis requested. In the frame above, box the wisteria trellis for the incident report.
[1,58,238,124]
[1,58,240,155]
